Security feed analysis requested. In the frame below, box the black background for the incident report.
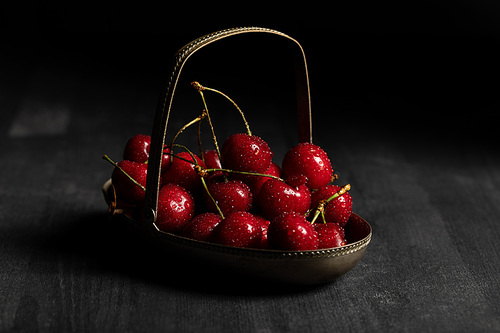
[4,1,500,143]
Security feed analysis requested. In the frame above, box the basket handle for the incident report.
[143,27,312,223]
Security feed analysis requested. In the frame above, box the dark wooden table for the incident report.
[2,7,500,332]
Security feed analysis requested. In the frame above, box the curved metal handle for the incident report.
[144,27,312,223]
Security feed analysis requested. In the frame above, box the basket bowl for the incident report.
[103,179,372,285]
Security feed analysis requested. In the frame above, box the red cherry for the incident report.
[246,162,281,200]
[111,160,147,205]
[211,211,262,248]
[123,134,150,163]
[181,212,222,242]
[267,212,318,251]
[203,149,222,169]
[314,223,347,249]
[155,183,195,234]
[161,151,206,191]
[202,149,224,181]
[257,178,311,221]
[221,133,273,175]
[160,147,173,174]
[253,215,271,249]
[282,142,333,190]
[311,185,353,227]
[204,180,253,215]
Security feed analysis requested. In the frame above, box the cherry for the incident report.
[155,183,195,234]
[282,142,334,190]
[110,159,147,205]
[123,134,150,163]
[203,149,222,169]
[314,223,346,249]
[122,134,172,173]
[202,149,224,181]
[310,184,352,227]
[267,212,318,251]
[181,212,222,242]
[246,162,281,201]
[204,179,253,215]
[257,178,311,221]
[221,133,273,175]
[211,211,263,248]
[161,151,206,191]
[253,215,271,249]
[160,147,173,174]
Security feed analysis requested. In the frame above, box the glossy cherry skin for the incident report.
[246,162,281,202]
[210,211,262,249]
[203,149,222,169]
[257,178,311,221]
[111,160,147,205]
[253,215,271,249]
[311,185,353,227]
[204,180,253,215]
[160,147,173,174]
[314,223,346,249]
[221,133,273,175]
[123,134,150,163]
[155,183,195,234]
[268,212,319,251]
[161,151,206,192]
[181,212,222,242]
[202,149,225,182]
[282,142,333,190]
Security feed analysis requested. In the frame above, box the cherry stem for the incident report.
[170,112,206,148]
[169,144,200,165]
[309,184,351,224]
[197,110,205,163]
[192,81,252,136]
[205,168,283,181]
[102,155,146,192]
[191,84,223,163]
[167,145,282,182]
[327,184,351,203]
[169,144,225,219]
[168,112,206,166]
[200,176,225,220]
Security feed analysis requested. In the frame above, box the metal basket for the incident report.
[102,27,372,285]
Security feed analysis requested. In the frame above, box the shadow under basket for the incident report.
[101,27,373,285]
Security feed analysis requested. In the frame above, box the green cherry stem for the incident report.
[192,81,252,136]
[169,144,225,219]
[191,82,223,162]
[168,144,282,182]
[310,184,351,224]
[102,155,146,192]
[170,143,201,165]
[200,176,225,219]
[205,168,283,181]
[170,112,206,147]
[197,110,206,162]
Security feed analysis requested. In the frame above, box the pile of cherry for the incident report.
[104,83,354,251]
